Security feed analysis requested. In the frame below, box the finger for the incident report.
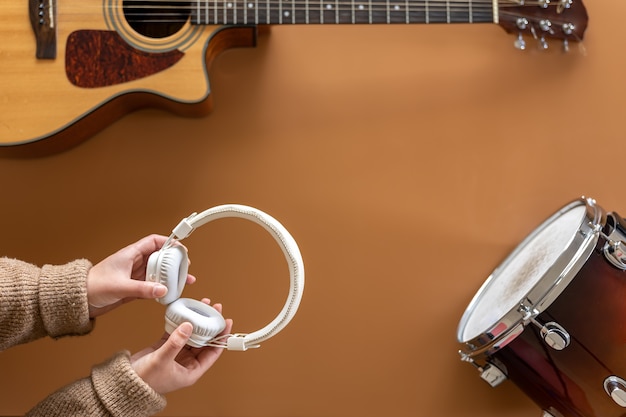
[133,234,170,255]
[115,279,168,300]
[223,317,233,335]
[157,322,193,362]
[186,274,197,285]
[200,300,223,314]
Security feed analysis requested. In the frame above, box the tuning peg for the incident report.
[538,36,548,50]
[562,23,575,35]
[514,33,527,50]
[562,38,570,52]
[516,17,528,30]
[539,19,555,35]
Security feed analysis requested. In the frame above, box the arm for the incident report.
[0,257,93,351]
[25,351,166,417]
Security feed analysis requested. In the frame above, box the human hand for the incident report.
[130,300,233,395]
[87,234,196,318]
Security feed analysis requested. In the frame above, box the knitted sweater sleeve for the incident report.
[25,351,167,417]
[0,257,94,350]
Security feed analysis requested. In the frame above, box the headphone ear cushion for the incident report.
[147,245,188,305]
[165,298,227,347]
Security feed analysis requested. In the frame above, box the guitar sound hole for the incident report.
[123,0,191,38]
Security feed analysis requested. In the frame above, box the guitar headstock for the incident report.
[497,0,588,51]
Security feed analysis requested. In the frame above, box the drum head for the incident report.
[458,198,600,347]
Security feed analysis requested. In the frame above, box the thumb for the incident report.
[158,322,193,361]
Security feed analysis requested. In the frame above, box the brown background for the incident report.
[1,0,625,415]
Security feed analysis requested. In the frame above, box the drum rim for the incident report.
[457,196,604,358]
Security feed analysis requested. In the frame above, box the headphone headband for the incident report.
[164,204,305,351]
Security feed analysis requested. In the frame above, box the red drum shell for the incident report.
[493,236,626,417]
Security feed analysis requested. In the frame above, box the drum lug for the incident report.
[602,213,626,270]
[540,322,571,350]
[603,240,626,270]
[604,376,626,407]
[458,351,508,387]
[528,315,571,350]
[542,407,564,417]
[479,361,508,387]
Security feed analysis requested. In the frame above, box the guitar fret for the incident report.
[405,0,408,23]
[351,0,354,23]
[304,0,319,22]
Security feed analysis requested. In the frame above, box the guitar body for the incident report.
[0,0,257,155]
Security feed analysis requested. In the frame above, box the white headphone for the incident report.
[146,204,305,351]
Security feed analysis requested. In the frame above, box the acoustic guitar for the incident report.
[0,0,588,155]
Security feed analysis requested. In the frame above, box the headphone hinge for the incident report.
[172,212,197,239]
[227,334,250,351]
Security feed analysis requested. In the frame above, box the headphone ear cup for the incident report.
[165,298,227,347]
[147,245,189,305]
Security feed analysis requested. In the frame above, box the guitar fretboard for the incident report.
[191,0,496,25]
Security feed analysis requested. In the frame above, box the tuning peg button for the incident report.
[514,33,526,50]
[539,19,553,33]
[562,23,575,35]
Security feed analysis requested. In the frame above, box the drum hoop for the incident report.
[457,196,604,359]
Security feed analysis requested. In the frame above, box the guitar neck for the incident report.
[190,0,497,25]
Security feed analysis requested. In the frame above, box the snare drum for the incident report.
[457,197,626,417]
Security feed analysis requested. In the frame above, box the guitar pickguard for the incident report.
[65,30,184,88]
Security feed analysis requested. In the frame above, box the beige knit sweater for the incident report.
[0,257,166,416]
